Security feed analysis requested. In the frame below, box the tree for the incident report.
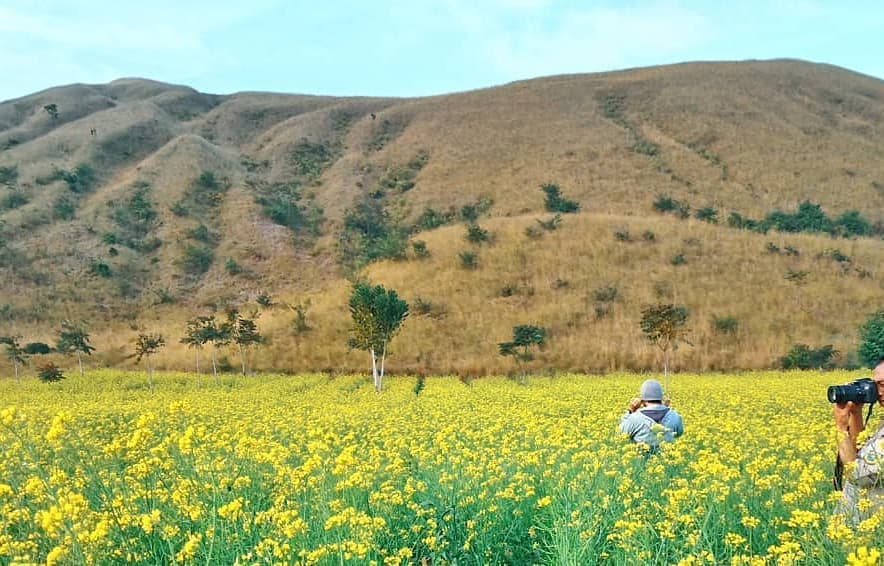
[181,315,219,381]
[134,333,165,392]
[222,309,263,376]
[44,103,58,120]
[0,335,27,382]
[348,283,409,392]
[56,320,95,377]
[640,304,691,383]
[498,325,547,372]
[858,309,884,368]
[37,363,65,383]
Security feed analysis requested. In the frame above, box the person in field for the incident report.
[619,379,684,448]
[833,354,884,522]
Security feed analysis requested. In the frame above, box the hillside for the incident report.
[0,59,882,374]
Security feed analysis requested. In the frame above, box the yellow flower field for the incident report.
[1,370,882,565]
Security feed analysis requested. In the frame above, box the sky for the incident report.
[1,0,883,102]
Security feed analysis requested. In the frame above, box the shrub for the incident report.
[525,225,544,239]
[541,183,580,214]
[536,214,562,232]
[653,195,690,219]
[256,292,274,308]
[0,191,27,210]
[632,139,659,156]
[0,165,18,186]
[858,309,884,367]
[784,246,800,257]
[291,140,333,180]
[187,223,216,244]
[695,206,718,224]
[711,315,739,335]
[641,230,656,242]
[765,242,781,254]
[53,196,76,220]
[411,240,430,259]
[415,207,455,231]
[182,245,214,276]
[613,228,631,242]
[670,253,686,266]
[61,164,96,193]
[89,261,112,278]
[459,250,478,269]
[779,344,838,369]
[37,362,65,382]
[465,223,490,244]
[593,285,619,303]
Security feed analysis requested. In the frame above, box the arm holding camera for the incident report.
[833,401,864,464]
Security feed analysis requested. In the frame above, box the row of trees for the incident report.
[0,321,94,382]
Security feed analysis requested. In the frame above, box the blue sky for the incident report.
[1,0,883,102]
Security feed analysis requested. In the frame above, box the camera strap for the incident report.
[833,405,875,491]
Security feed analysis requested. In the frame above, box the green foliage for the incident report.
[465,223,491,244]
[56,321,95,358]
[89,260,112,278]
[632,139,659,156]
[187,223,217,245]
[43,104,58,119]
[640,304,691,359]
[834,210,871,237]
[541,183,580,214]
[376,151,429,195]
[729,202,874,239]
[458,250,478,270]
[499,325,547,362]
[225,257,243,275]
[252,181,324,236]
[340,198,408,269]
[411,240,430,259]
[134,333,164,357]
[53,195,76,220]
[286,300,312,334]
[779,344,838,370]
[641,230,657,242]
[37,362,65,382]
[536,214,562,232]
[670,253,686,266]
[412,297,446,318]
[109,182,159,251]
[711,315,739,335]
[858,309,884,368]
[413,375,426,396]
[348,283,409,353]
[592,285,619,303]
[367,118,407,152]
[23,342,52,355]
[0,190,28,210]
[61,164,97,194]
[256,292,274,308]
[653,195,690,219]
[695,206,718,224]
[0,165,18,186]
[291,140,333,180]
[174,170,229,213]
[614,228,631,242]
[182,245,214,276]
[414,206,456,231]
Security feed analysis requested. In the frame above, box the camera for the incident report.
[827,378,879,404]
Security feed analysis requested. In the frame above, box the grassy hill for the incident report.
[0,59,882,374]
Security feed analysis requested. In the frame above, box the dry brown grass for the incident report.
[0,61,882,375]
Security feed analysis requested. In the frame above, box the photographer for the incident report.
[832,354,884,520]
[619,379,684,448]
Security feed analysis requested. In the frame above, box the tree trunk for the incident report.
[211,348,218,384]
[77,352,83,377]
[195,349,201,387]
[370,348,379,392]
[146,355,154,392]
[13,359,19,383]
[379,343,387,391]
[238,344,246,376]
[663,347,670,392]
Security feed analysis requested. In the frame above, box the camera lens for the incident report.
[827,385,841,403]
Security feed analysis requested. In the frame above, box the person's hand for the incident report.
[628,398,643,413]
[833,401,864,438]
[663,396,671,407]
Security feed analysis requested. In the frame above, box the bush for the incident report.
[61,164,96,193]
[0,165,18,186]
[0,191,27,210]
[411,240,430,259]
[653,195,690,219]
[536,214,562,232]
[465,223,490,244]
[670,253,686,266]
[858,309,884,367]
[89,261,112,278]
[641,230,656,242]
[458,250,478,270]
[541,183,580,213]
[37,362,65,382]
[695,206,718,224]
[711,315,739,335]
[779,344,838,369]
[53,196,76,220]
[414,207,455,231]
[182,245,214,276]
[613,228,631,242]
[632,139,659,156]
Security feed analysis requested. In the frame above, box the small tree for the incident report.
[348,283,409,392]
[0,335,27,382]
[640,304,691,383]
[858,309,884,368]
[541,183,580,213]
[498,325,547,372]
[37,363,65,383]
[44,104,59,120]
[56,320,95,377]
[134,333,165,392]
[223,309,263,376]
[181,315,218,380]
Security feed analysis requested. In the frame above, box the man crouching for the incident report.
[619,378,684,449]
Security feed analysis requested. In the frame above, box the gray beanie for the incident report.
[640,379,664,401]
